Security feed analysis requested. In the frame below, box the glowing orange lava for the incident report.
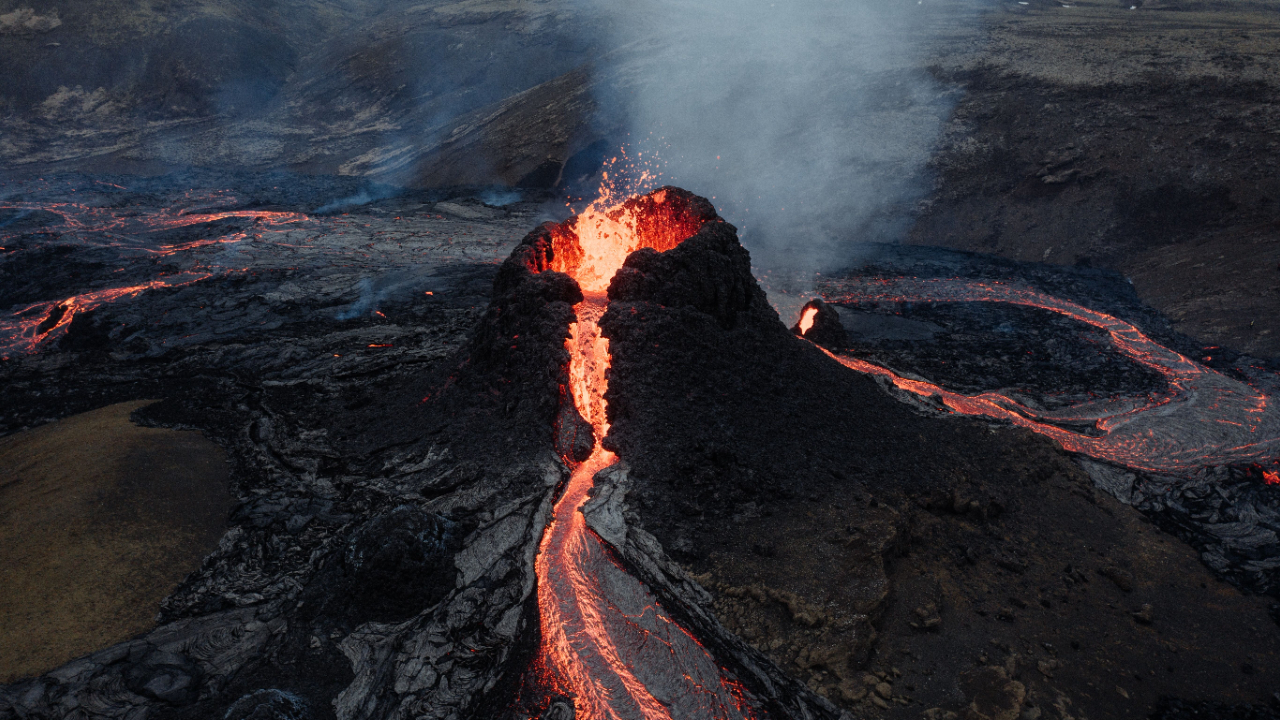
[817,277,1280,474]
[798,306,818,335]
[530,188,755,720]
[0,197,305,257]
[0,272,214,359]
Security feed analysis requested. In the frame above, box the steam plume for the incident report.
[590,0,957,273]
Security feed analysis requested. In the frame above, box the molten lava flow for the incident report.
[0,272,214,359]
[564,189,700,294]
[0,192,313,356]
[816,277,1280,475]
[0,196,305,255]
[798,306,818,335]
[530,190,754,720]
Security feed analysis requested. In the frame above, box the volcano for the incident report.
[2,186,1280,720]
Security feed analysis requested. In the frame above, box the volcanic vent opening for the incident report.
[514,187,757,720]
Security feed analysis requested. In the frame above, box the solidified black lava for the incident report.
[300,505,459,625]
[0,191,588,720]
[791,298,849,349]
[1151,696,1280,720]
[601,218,986,538]
[4,183,1280,720]
[830,300,1169,410]
[0,244,107,309]
[430,226,584,457]
[597,190,1280,718]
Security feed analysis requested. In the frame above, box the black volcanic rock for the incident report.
[4,182,1280,720]
[608,218,778,332]
[301,506,459,625]
[791,298,849,349]
[429,222,585,460]
[0,200,585,720]
[600,212,945,516]
[223,689,314,720]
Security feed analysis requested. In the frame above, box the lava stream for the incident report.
[531,192,754,720]
[818,277,1280,474]
[0,272,214,359]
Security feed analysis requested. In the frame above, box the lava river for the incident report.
[529,191,755,720]
[817,277,1280,475]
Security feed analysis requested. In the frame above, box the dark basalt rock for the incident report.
[223,689,314,720]
[595,189,1280,716]
[5,182,1279,720]
[608,218,778,332]
[534,697,575,720]
[791,298,849,349]
[0,196,582,720]
[1151,696,1280,720]
[301,506,459,625]
[433,222,585,460]
[123,649,203,705]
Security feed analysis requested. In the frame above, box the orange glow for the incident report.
[0,273,213,359]
[0,197,305,257]
[818,277,1280,475]
[567,204,647,293]
[554,190,701,293]
[798,306,818,334]
[527,185,755,719]
[1265,470,1280,485]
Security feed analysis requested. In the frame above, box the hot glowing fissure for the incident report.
[529,194,754,720]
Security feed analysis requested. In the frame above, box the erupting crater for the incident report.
[514,188,756,720]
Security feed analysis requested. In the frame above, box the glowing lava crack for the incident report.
[522,189,755,720]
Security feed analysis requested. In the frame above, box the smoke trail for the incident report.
[589,0,959,274]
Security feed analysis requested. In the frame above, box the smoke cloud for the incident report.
[590,0,959,274]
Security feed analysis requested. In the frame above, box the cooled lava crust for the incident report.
[3,186,1280,720]
[586,191,1280,719]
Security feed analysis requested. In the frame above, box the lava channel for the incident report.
[528,189,756,720]
[0,272,215,360]
[816,277,1280,474]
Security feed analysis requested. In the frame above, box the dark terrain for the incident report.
[1,1,1280,719]
[912,0,1280,358]
[599,209,1280,719]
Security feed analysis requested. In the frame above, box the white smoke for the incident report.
[589,0,959,273]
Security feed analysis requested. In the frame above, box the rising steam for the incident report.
[588,0,958,274]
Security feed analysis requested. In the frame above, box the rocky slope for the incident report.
[911,0,1280,358]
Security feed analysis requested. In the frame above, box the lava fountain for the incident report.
[526,188,755,720]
